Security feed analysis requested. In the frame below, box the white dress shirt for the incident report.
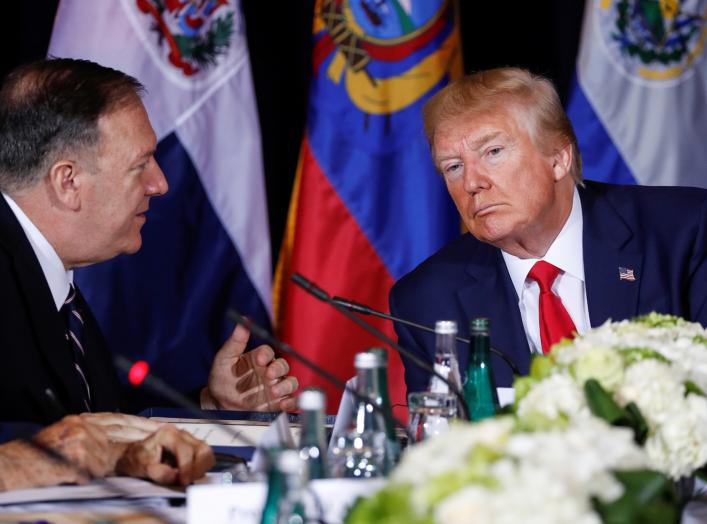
[501,188,590,354]
[3,193,73,311]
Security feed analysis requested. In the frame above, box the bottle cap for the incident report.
[435,320,458,335]
[470,317,490,332]
[355,351,382,369]
[298,388,325,410]
[367,347,388,364]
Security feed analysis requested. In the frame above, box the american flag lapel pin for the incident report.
[618,266,636,282]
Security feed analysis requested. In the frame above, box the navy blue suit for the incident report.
[0,196,121,424]
[390,181,707,393]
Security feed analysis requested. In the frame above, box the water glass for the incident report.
[407,391,458,444]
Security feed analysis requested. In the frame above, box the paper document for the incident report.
[150,417,302,447]
[0,477,185,506]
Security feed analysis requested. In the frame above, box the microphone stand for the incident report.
[291,273,471,421]
[331,296,522,376]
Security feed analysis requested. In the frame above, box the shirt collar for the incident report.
[2,193,73,310]
[502,186,584,299]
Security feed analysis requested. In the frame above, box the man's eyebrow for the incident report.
[435,153,460,164]
[434,131,504,164]
[133,149,155,163]
[466,131,502,151]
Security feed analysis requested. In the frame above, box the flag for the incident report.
[566,0,707,187]
[275,0,462,414]
[48,0,271,410]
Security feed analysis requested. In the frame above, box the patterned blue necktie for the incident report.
[61,284,92,411]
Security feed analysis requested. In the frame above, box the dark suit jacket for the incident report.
[390,181,707,393]
[0,196,121,425]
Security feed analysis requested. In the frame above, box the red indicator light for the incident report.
[128,360,150,386]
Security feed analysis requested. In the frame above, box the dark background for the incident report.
[1,1,585,265]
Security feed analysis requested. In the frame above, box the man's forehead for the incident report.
[434,114,521,155]
[96,102,156,148]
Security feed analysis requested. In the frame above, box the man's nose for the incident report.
[144,160,169,197]
[462,165,490,194]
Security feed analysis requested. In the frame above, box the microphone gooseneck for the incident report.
[113,354,258,448]
[331,296,522,376]
[291,273,471,421]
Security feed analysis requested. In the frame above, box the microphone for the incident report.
[113,354,258,448]
[331,296,521,376]
[225,310,413,442]
[290,273,471,421]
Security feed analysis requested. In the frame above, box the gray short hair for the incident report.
[0,58,145,193]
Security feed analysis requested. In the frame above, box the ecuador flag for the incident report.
[275,0,462,414]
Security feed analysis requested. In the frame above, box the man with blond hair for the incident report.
[390,67,707,392]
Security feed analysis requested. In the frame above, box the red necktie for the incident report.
[527,261,577,353]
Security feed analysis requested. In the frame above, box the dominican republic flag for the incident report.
[275,0,462,414]
[566,0,707,187]
[49,0,271,410]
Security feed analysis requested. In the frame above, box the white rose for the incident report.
[517,374,589,425]
[570,346,625,391]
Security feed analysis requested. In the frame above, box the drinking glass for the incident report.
[407,391,458,444]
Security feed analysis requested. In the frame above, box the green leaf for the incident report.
[584,380,649,444]
[631,312,682,328]
[593,469,680,524]
[511,376,537,406]
[529,355,554,380]
[685,381,706,397]
[618,347,670,365]
[345,484,432,524]
[624,402,649,446]
[585,379,625,424]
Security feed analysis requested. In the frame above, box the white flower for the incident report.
[570,345,625,391]
[434,460,602,524]
[616,360,685,426]
[391,417,513,486]
[504,418,645,503]
[516,374,589,425]
[644,394,707,480]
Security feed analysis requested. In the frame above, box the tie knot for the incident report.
[527,260,561,293]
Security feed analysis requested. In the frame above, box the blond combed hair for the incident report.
[423,67,583,183]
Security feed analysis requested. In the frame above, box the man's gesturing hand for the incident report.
[202,324,298,411]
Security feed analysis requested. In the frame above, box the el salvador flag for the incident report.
[566,0,707,188]
[48,0,271,410]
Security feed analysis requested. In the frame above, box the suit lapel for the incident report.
[455,246,531,383]
[580,183,643,326]
[0,198,87,412]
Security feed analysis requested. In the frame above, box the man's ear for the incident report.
[47,159,81,210]
[551,142,573,182]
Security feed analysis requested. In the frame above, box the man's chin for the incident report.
[466,224,512,248]
[121,236,143,255]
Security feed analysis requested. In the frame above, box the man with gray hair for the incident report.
[0,58,298,424]
[390,67,707,393]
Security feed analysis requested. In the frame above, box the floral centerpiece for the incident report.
[346,416,677,523]
[346,313,706,523]
[515,313,707,480]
